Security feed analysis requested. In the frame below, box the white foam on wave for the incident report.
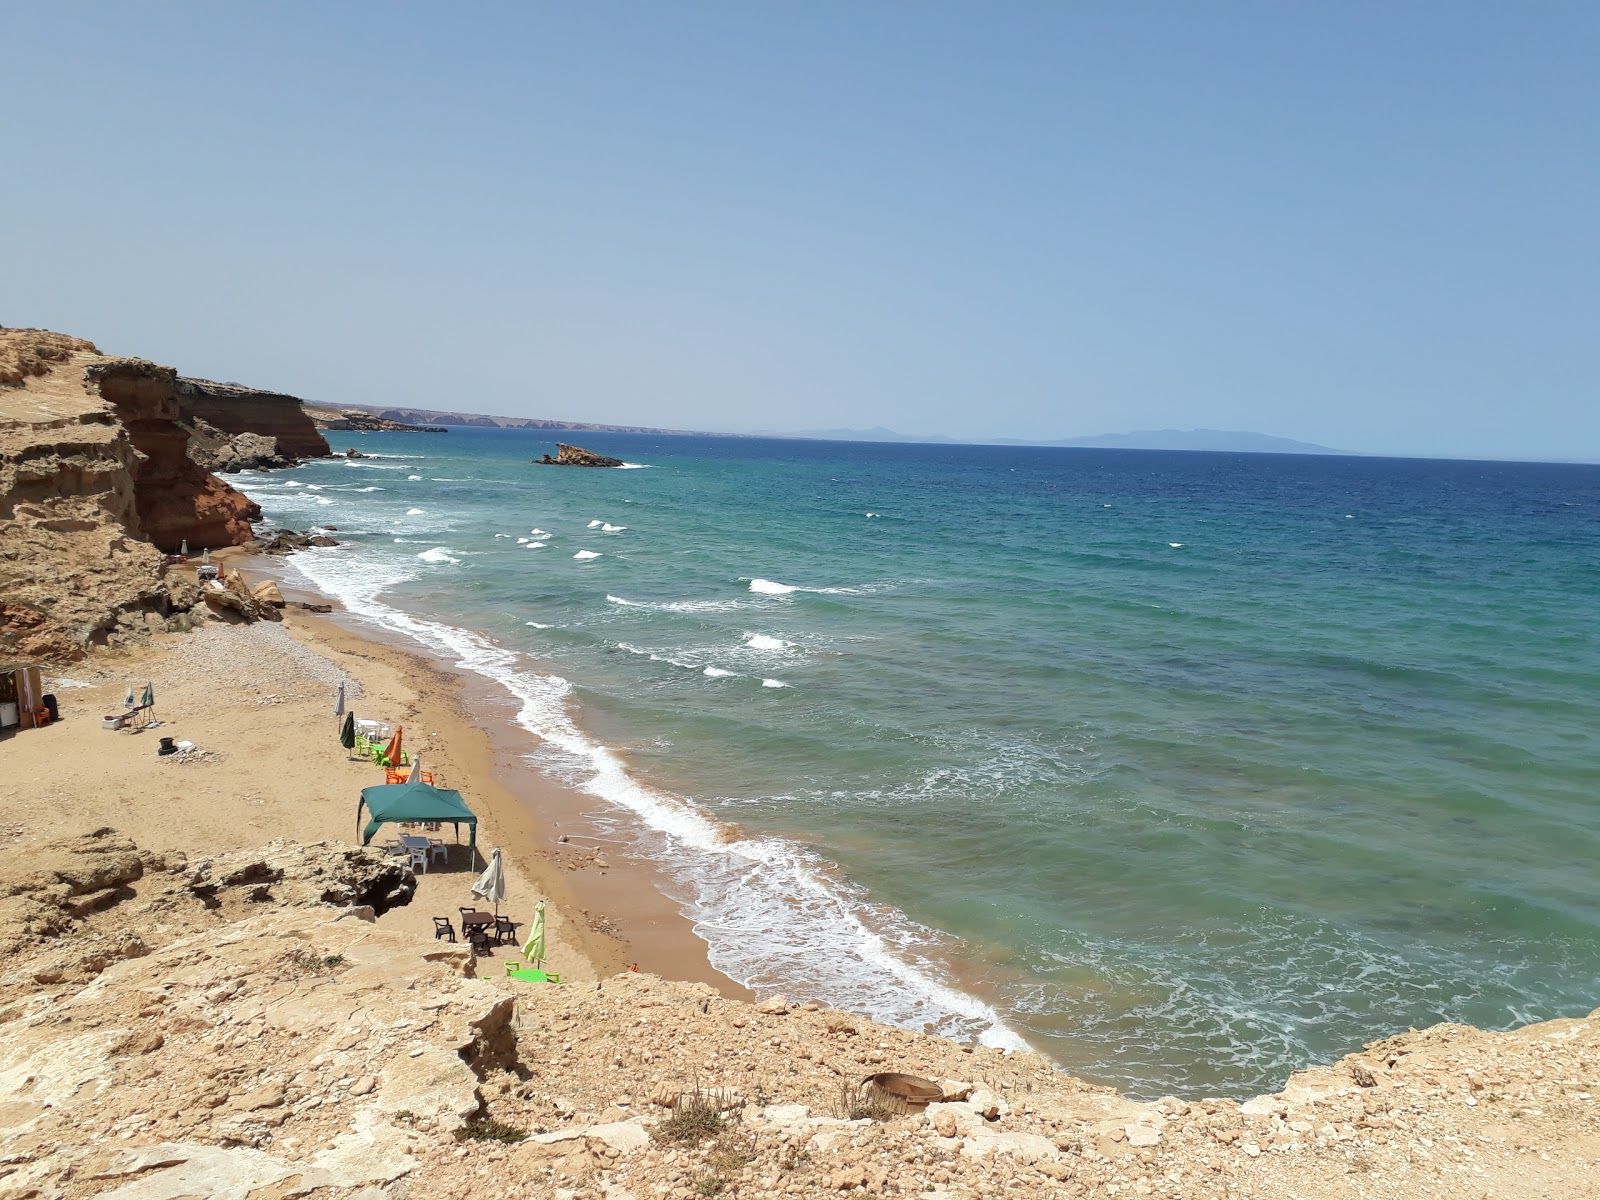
[745,577,871,597]
[313,496,335,506]
[527,542,547,549]
[606,594,752,615]
[269,546,1024,1055]
[355,486,384,493]
[406,508,426,515]
[283,481,303,488]
[615,642,698,670]
[588,519,603,528]
[516,537,529,544]
[744,634,788,650]
[525,621,553,629]
[408,474,423,481]
[1168,542,1184,548]
[761,678,790,688]
[417,546,459,564]
[495,533,513,539]
[602,523,626,533]
[306,484,322,491]
[616,462,650,469]
[530,528,550,538]
[748,578,797,595]
[702,666,736,678]
[573,549,601,561]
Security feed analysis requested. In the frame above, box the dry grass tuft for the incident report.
[836,1080,910,1122]
[653,1085,745,1145]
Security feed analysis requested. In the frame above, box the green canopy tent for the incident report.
[357,781,479,869]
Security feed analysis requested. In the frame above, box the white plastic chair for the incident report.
[407,847,428,873]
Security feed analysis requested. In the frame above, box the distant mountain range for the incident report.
[771,426,1350,455]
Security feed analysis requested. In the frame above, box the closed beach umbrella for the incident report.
[124,684,135,708]
[338,710,356,750]
[180,539,188,559]
[407,754,423,783]
[521,899,546,967]
[383,725,404,767]
[471,847,506,916]
[334,681,346,718]
[141,682,154,710]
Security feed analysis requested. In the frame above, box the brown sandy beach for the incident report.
[3,570,745,998]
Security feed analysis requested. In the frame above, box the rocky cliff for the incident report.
[2,828,1596,1200]
[176,377,331,459]
[0,329,263,660]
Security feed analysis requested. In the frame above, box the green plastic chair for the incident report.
[504,964,561,984]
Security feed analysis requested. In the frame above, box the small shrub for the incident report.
[836,1080,908,1122]
[454,1118,527,1144]
[779,1148,812,1173]
[705,1132,756,1174]
[653,1086,743,1146]
[283,949,348,975]
[696,1177,728,1197]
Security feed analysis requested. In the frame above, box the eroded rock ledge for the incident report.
[0,328,338,661]
[2,829,1596,1200]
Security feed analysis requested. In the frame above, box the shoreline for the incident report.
[227,547,751,999]
[229,534,1037,1065]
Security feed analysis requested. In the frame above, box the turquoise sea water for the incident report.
[241,431,1600,1098]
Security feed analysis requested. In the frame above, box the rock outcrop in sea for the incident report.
[535,442,625,467]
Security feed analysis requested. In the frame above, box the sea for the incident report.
[238,429,1600,1100]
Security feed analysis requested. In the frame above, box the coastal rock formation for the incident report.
[305,405,448,433]
[186,416,294,473]
[175,376,331,460]
[250,527,340,555]
[4,825,1597,1200]
[536,442,625,467]
[198,569,284,623]
[85,357,260,553]
[0,329,268,659]
[334,401,708,436]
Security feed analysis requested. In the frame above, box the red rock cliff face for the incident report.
[176,378,331,459]
[89,361,260,554]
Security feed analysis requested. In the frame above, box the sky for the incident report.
[2,3,1596,460]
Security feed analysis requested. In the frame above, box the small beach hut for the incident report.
[357,781,480,867]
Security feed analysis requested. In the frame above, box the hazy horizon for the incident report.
[3,3,1596,462]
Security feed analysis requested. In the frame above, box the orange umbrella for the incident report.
[383,725,404,766]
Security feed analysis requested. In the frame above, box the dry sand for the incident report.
[0,595,743,996]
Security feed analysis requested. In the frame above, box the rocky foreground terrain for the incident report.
[1,830,1595,1200]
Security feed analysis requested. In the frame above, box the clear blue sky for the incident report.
[3,3,1595,459]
